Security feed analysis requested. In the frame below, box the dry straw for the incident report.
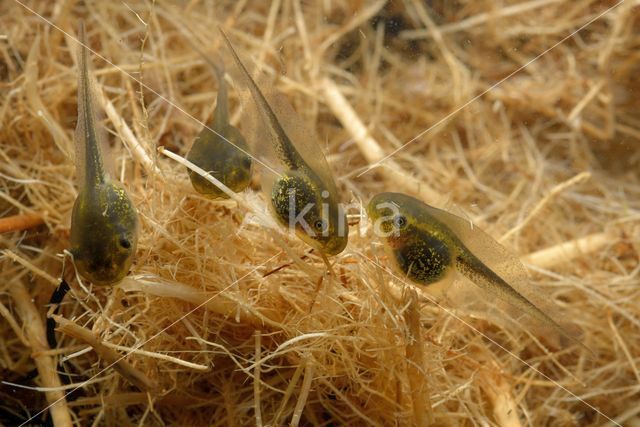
[1,1,639,426]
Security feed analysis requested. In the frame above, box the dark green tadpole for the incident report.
[220,30,348,255]
[69,23,138,285]
[368,192,590,352]
[186,59,253,198]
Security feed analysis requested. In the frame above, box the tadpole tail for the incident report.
[47,277,82,402]
[46,279,70,349]
[46,278,78,394]
[210,59,230,128]
[76,21,105,187]
[455,250,594,355]
[152,8,231,130]
[219,28,305,170]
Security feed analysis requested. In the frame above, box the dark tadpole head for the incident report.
[367,192,453,285]
[271,171,348,256]
[186,124,253,198]
[70,182,138,285]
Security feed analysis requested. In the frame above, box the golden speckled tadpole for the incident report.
[186,59,252,197]
[220,30,348,255]
[69,23,138,285]
[368,192,588,350]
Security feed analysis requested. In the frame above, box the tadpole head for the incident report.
[70,182,139,285]
[271,171,348,255]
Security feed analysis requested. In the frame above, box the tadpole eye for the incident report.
[393,215,407,229]
[119,237,131,249]
[314,219,327,233]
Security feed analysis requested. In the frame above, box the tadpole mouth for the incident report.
[386,234,407,250]
[322,236,348,256]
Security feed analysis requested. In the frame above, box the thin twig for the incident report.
[321,78,440,202]
[0,212,44,233]
[53,315,158,392]
[523,231,614,269]
[10,280,73,427]
[501,172,591,242]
